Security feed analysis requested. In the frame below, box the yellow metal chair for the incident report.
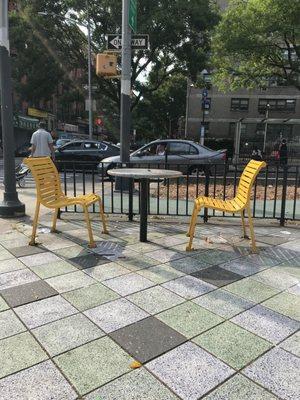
[186,160,267,253]
[24,157,108,248]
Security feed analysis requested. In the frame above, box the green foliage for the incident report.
[211,0,300,91]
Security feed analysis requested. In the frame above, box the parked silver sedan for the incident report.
[97,139,227,176]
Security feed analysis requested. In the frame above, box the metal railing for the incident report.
[57,160,299,226]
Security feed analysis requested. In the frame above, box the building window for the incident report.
[231,98,249,111]
[258,99,296,113]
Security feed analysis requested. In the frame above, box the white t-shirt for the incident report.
[30,129,53,157]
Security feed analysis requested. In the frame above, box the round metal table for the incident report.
[108,168,182,242]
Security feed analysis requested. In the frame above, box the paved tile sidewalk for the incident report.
[0,215,299,399]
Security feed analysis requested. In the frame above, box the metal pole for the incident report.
[263,104,270,153]
[200,103,205,146]
[115,0,132,191]
[184,78,190,139]
[87,0,93,140]
[120,0,131,164]
[0,1,25,217]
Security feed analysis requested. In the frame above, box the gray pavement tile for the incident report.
[0,280,58,308]
[288,284,300,296]
[14,295,77,329]
[110,316,186,363]
[0,296,9,311]
[32,314,104,356]
[41,238,75,251]
[0,360,77,400]
[166,256,211,274]
[261,247,298,263]
[103,273,154,296]
[62,283,119,311]
[0,237,31,249]
[231,305,300,344]
[127,286,185,314]
[220,258,269,277]
[162,275,216,299]
[256,235,291,246]
[147,342,234,400]
[0,332,48,378]
[8,245,46,258]
[204,374,278,399]
[0,310,26,339]
[0,258,26,275]
[0,249,14,261]
[191,265,244,287]
[86,368,178,400]
[53,244,90,259]
[84,262,130,281]
[45,271,95,293]
[54,336,133,395]
[69,253,110,269]
[251,268,299,290]
[116,253,159,271]
[244,347,300,400]
[146,249,186,263]
[279,331,300,357]
[193,289,254,319]
[84,298,149,333]
[29,260,78,279]
[137,263,185,284]
[19,252,62,267]
[190,249,239,265]
[0,269,39,290]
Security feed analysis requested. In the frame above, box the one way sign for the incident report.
[107,34,149,50]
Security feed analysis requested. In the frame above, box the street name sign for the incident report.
[107,34,149,50]
[129,0,137,33]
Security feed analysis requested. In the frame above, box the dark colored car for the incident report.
[98,139,227,176]
[55,139,120,169]
[15,143,31,157]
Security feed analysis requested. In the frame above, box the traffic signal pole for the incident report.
[116,0,132,191]
[0,1,25,217]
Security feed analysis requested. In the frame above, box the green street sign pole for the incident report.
[129,0,137,33]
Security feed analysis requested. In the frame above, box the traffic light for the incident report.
[96,53,118,77]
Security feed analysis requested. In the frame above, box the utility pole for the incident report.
[263,103,270,153]
[115,0,132,191]
[0,0,25,217]
[86,0,93,139]
[120,0,132,165]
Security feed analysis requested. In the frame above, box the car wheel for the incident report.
[188,165,204,176]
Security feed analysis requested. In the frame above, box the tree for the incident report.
[211,0,300,91]
[10,1,87,109]
[65,0,219,110]
[133,74,187,141]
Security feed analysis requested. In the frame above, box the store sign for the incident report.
[28,107,48,119]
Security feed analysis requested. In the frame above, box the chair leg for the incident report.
[186,206,199,251]
[187,203,197,237]
[247,205,257,253]
[51,208,59,233]
[99,199,108,234]
[240,210,248,239]
[83,205,96,248]
[29,201,40,246]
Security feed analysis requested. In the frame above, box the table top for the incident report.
[107,168,182,179]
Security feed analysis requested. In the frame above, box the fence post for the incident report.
[203,165,210,223]
[280,165,288,227]
[128,177,133,221]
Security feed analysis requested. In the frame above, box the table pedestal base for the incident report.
[140,178,148,242]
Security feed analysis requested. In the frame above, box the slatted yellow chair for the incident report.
[24,157,108,248]
[186,160,266,253]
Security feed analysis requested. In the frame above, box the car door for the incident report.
[82,141,104,163]
[166,142,199,172]
[58,141,83,163]
[130,142,167,168]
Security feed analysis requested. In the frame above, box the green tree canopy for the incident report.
[211,0,300,91]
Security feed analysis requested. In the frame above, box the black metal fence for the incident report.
[57,160,299,226]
